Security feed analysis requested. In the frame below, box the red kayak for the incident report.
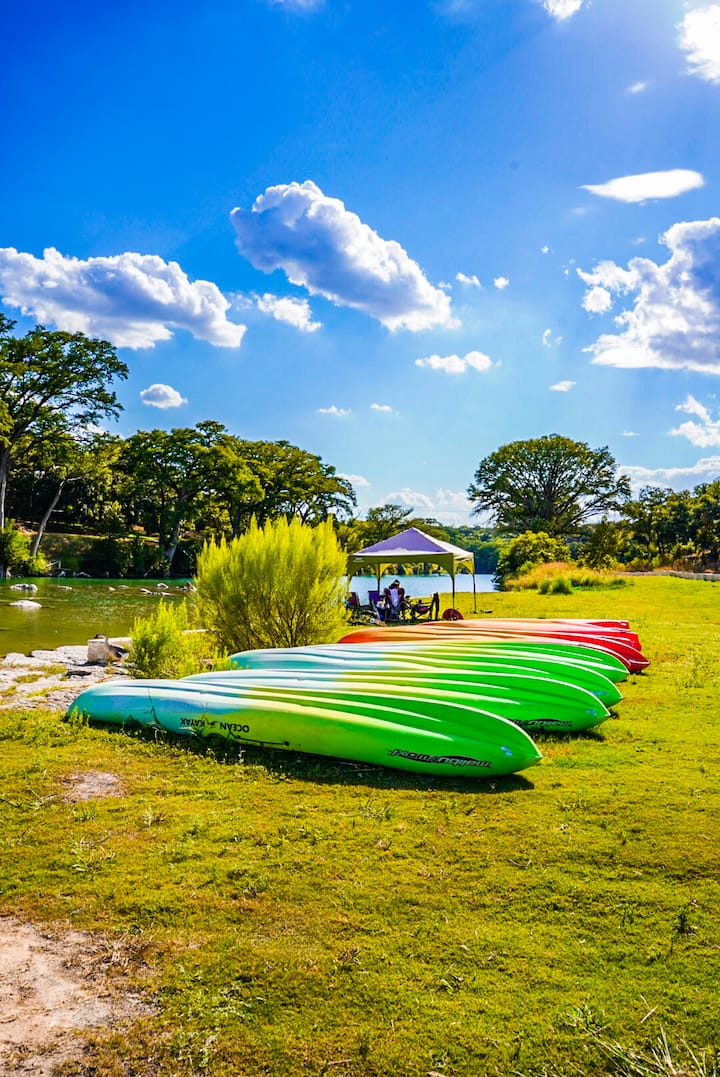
[337,624,649,672]
[418,618,642,652]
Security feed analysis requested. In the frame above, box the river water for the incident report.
[0,574,496,657]
[0,579,187,657]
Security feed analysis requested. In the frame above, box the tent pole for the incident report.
[472,571,477,614]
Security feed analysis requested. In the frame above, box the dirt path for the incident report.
[0,916,151,1075]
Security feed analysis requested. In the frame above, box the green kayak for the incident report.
[188,667,613,733]
[67,678,542,778]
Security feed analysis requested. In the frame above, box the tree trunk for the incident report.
[162,515,184,574]
[30,477,69,558]
[0,448,10,532]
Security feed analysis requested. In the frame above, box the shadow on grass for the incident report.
[91,720,537,795]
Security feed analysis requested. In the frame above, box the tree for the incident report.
[196,517,349,653]
[495,531,571,582]
[0,317,127,532]
[579,518,624,570]
[119,422,226,572]
[690,481,720,565]
[468,434,631,537]
[218,439,356,534]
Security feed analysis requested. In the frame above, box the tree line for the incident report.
[2,318,718,579]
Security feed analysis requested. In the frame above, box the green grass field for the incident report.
[1,576,719,1075]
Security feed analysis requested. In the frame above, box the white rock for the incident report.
[9,600,42,609]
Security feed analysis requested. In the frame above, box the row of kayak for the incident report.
[68,616,649,780]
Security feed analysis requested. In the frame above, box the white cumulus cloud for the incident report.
[370,403,393,412]
[0,247,246,350]
[384,487,475,525]
[671,394,720,446]
[550,380,575,392]
[456,272,482,287]
[543,0,584,19]
[255,292,322,332]
[578,217,720,373]
[679,5,720,84]
[317,405,351,417]
[140,384,188,409]
[581,169,704,204]
[621,456,720,492]
[582,285,613,313]
[493,276,510,290]
[231,180,456,331]
[626,81,649,94]
[415,350,492,374]
[338,472,369,487]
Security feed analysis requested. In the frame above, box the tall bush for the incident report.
[195,517,349,653]
[495,530,572,585]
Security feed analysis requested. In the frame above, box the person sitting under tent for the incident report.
[383,580,408,620]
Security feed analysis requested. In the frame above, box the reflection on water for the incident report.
[0,579,188,657]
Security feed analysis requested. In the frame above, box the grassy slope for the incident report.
[1,576,719,1076]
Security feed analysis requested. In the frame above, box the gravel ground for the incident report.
[0,641,131,712]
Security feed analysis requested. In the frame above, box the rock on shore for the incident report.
[0,641,131,712]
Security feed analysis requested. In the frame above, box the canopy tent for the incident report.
[346,527,477,611]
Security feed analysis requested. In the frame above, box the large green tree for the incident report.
[221,439,356,533]
[119,422,226,572]
[468,434,631,537]
[0,316,127,532]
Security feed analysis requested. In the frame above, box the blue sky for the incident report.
[2,0,720,524]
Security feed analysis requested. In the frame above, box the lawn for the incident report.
[1,575,719,1076]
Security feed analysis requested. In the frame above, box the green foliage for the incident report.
[496,530,572,583]
[0,524,31,574]
[128,599,227,678]
[79,536,133,577]
[580,518,623,569]
[0,317,127,530]
[195,516,349,652]
[468,433,631,536]
[24,551,50,576]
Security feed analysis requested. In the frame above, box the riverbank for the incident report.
[0,640,130,712]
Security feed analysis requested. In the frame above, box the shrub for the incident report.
[495,531,572,585]
[538,574,573,594]
[195,516,350,654]
[0,524,31,575]
[24,551,51,577]
[128,600,227,679]
[506,560,628,591]
[79,536,133,578]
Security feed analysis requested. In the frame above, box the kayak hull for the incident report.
[188,668,612,734]
[67,679,542,778]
